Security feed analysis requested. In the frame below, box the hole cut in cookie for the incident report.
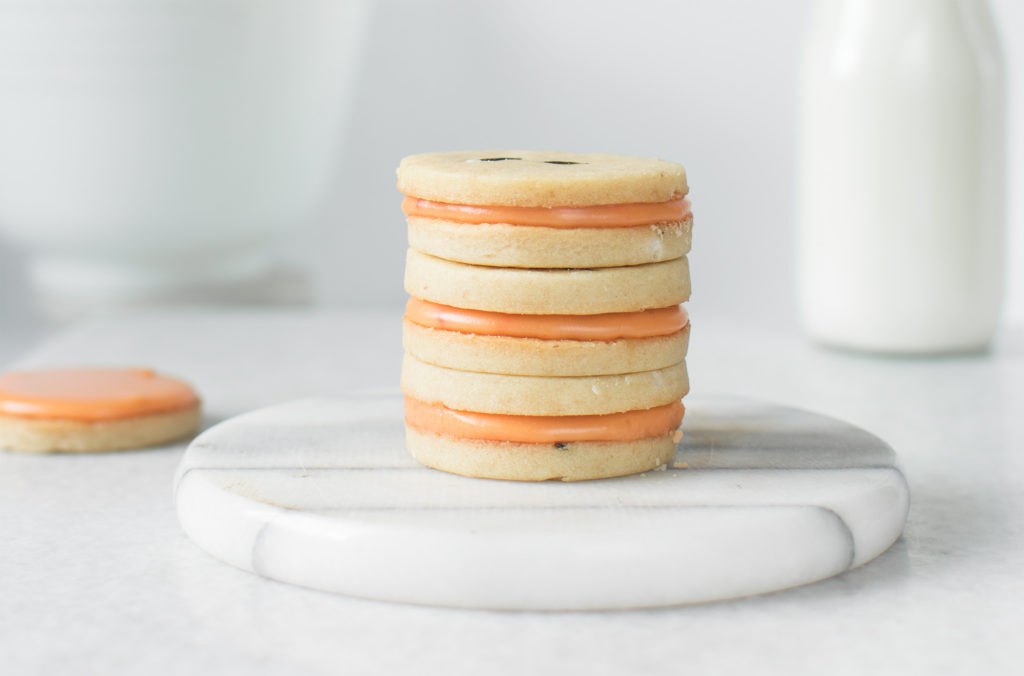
[468,158,587,166]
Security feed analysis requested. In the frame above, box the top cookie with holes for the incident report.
[398,151,692,268]
[398,150,687,207]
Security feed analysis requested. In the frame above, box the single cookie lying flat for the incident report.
[0,367,201,453]
[405,210,692,269]
[405,426,678,482]
[401,353,689,416]
[404,248,690,315]
[397,150,687,207]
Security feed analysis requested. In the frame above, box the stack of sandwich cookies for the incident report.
[399,151,692,481]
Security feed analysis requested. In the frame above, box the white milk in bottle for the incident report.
[797,0,1006,353]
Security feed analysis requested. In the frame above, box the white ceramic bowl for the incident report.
[0,0,369,310]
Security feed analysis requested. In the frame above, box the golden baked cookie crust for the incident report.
[397,151,687,207]
[0,404,201,453]
[400,353,688,416]
[407,214,692,269]
[403,320,689,377]
[405,426,676,482]
[404,249,690,315]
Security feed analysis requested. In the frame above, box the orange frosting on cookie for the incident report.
[0,368,199,421]
[404,396,684,443]
[405,298,688,340]
[402,196,691,228]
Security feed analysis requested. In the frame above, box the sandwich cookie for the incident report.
[403,299,690,376]
[399,151,691,269]
[0,368,201,453]
[398,150,692,481]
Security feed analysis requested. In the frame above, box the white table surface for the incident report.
[2,308,1022,675]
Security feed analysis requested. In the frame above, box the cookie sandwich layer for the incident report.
[403,299,690,376]
[402,168,691,269]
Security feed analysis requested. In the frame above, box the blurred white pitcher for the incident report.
[0,0,370,314]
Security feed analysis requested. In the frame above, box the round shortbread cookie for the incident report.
[397,151,687,207]
[0,367,201,453]
[401,353,688,416]
[0,404,200,453]
[405,425,677,481]
[407,214,692,268]
[405,249,690,315]
[403,320,689,376]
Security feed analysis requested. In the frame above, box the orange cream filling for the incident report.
[402,196,691,228]
[405,396,684,443]
[405,298,688,340]
[0,368,199,421]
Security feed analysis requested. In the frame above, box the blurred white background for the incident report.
[314,0,1024,331]
[1,0,1022,333]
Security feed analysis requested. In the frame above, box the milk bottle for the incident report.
[797,0,1006,353]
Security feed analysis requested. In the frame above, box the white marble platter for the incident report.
[174,394,909,610]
